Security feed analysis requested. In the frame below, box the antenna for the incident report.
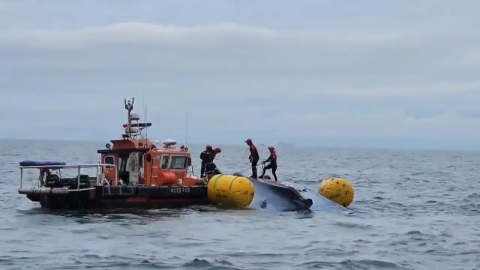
[145,105,148,142]
[143,91,148,142]
[185,112,189,146]
[124,97,135,138]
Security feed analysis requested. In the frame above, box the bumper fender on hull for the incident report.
[19,185,210,210]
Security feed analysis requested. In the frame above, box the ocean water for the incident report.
[1,139,479,270]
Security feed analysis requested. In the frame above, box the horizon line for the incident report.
[1,138,479,153]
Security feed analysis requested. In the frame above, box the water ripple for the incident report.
[1,140,480,270]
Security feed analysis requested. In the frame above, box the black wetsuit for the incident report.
[260,152,278,181]
[205,162,222,178]
[248,144,260,178]
[200,150,214,177]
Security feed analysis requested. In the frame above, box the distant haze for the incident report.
[1,1,480,151]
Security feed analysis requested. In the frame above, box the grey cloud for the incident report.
[0,1,478,32]
[1,1,480,146]
[1,22,479,105]
[277,111,480,140]
[0,22,477,78]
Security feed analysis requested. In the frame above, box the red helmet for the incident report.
[214,147,221,153]
[245,139,252,144]
[268,146,275,152]
[206,145,212,150]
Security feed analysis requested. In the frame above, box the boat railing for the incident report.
[19,164,117,190]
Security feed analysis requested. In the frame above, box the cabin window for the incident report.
[138,153,144,167]
[104,156,115,165]
[160,155,170,170]
[120,158,128,172]
[169,156,188,170]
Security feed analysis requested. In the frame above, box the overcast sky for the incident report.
[1,0,479,150]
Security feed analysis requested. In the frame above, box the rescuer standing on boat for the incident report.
[204,147,222,178]
[200,145,215,178]
[245,139,260,178]
[260,146,278,181]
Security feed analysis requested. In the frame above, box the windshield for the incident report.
[169,156,188,170]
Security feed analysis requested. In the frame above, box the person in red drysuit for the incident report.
[245,138,260,178]
[260,146,278,181]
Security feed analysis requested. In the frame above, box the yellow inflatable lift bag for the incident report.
[207,174,255,208]
[318,177,354,207]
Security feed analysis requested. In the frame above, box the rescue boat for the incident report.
[18,97,210,209]
[16,97,319,211]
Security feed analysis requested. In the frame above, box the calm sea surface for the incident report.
[1,139,479,270]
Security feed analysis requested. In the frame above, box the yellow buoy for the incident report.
[318,178,354,207]
[207,174,255,208]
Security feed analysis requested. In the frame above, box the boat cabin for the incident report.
[97,138,193,186]
[97,98,195,187]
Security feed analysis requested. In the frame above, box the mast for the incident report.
[124,97,135,138]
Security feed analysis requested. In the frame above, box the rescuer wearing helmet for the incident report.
[260,146,278,181]
[245,138,260,178]
[200,145,215,178]
[204,147,222,178]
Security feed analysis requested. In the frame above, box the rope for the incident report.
[233,162,263,174]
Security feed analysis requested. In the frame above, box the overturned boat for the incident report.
[203,161,312,211]
[233,173,313,211]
